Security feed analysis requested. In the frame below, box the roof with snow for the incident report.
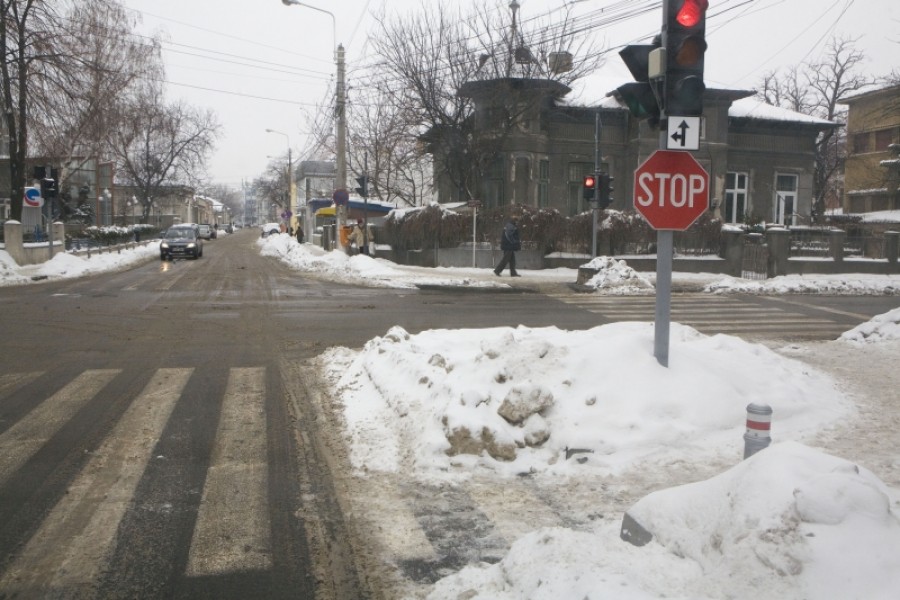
[728,97,836,126]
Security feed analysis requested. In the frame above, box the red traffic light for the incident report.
[583,175,597,188]
[676,0,708,28]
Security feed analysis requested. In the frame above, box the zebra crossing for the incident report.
[0,365,626,596]
[0,367,281,597]
[544,292,854,341]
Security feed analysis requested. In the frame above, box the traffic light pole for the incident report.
[592,112,601,259]
[654,6,674,368]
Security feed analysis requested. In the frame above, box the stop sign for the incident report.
[633,150,709,230]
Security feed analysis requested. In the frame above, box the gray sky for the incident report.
[119,0,898,188]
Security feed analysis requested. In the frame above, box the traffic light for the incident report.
[582,174,597,200]
[614,39,662,125]
[598,173,614,209]
[664,0,708,117]
[354,174,369,198]
[40,177,58,199]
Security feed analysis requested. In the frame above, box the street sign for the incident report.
[633,150,709,230]
[666,116,701,150]
[332,189,349,206]
[24,186,43,208]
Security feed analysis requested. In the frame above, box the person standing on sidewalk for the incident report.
[493,217,521,277]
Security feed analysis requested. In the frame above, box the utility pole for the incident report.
[335,44,347,249]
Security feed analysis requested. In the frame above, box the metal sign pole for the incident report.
[472,206,477,268]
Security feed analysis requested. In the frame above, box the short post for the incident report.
[885,231,898,265]
[829,228,846,263]
[743,403,772,459]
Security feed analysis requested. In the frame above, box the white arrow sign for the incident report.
[667,116,701,151]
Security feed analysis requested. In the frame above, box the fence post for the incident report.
[765,227,790,277]
[829,228,846,263]
[885,231,899,266]
[721,229,744,277]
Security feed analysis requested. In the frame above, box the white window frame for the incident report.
[774,173,798,226]
[724,171,748,224]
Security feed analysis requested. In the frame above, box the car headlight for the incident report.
[161,242,170,248]
[187,242,196,248]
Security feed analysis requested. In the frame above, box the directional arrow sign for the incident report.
[666,116,701,151]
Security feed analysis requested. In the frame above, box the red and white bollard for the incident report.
[743,403,773,459]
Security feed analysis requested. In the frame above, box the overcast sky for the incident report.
[119,0,899,189]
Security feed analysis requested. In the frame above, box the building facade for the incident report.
[841,84,900,214]
[430,78,836,228]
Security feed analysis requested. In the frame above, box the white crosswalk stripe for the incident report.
[0,369,120,486]
[187,367,272,576]
[545,293,848,339]
[0,368,191,594]
[0,366,280,593]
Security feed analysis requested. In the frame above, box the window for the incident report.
[724,172,748,224]
[537,159,550,207]
[852,132,869,154]
[774,173,798,226]
[875,129,893,151]
[481,156,505,208]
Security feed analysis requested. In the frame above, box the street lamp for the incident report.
[265,128,294,215]
[280,0,347,247]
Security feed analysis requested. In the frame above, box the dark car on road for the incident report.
[160,225,203,260]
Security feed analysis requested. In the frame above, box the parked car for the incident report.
[160,225,203,260]
[261,223,281,237]
[198,224,214,240]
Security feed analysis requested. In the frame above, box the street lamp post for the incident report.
[265,128,294,222]
[281,0,347,248]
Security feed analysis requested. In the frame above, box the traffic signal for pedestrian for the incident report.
[598,173,614,209]
[664,0,708,117]
[354,174,369,198]
[614,38,662,125]
[582,174,597,200]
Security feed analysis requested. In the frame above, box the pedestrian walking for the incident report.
[348,218,368,255]
[493,217,521,277]
[296,224,305,244]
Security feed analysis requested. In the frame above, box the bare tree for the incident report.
[106,83,220,222]
[357,1,604,204]
[251,159,290,214]
[30,1,162,180]
[759,37,873,220]
[1,0,57,222]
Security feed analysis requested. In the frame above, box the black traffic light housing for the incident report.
[34,166,59,198]
[354,174,369,198]
[597,173,614,209]
[664,0,708,117]
[582,174,597,200]
[40,178,58,198]
[614,39,662,125]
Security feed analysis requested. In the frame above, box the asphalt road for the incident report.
[0,229,896,598]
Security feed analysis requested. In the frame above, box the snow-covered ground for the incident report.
[3,234,900,599]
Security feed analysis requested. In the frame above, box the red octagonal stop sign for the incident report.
[634,150,710,230]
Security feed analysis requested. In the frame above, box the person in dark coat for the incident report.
[493,217,521,277]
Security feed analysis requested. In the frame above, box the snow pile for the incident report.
[257,234,500,289]
[323,321,850,478]
[705,273,900,295]
[429,442,900,600]
[0,242,160,287]
[840,307,900,343]
[580,255,654,293]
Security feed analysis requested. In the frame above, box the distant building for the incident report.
[428,76,837,228]
[840,83,900,214]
